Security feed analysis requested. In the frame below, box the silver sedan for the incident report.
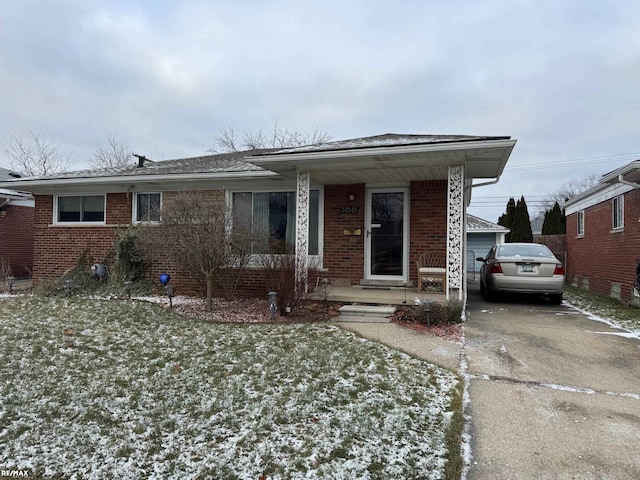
[477,243,565,304]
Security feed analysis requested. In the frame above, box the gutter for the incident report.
[466,176,501,190]
[0,170,279,190]
[618,174,640,190]
[249,139,517,163]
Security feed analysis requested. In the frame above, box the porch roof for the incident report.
[249,133,516,184]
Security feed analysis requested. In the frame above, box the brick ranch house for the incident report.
[563,160,640,305]
[0,167,35,280]
[0,134,516,300]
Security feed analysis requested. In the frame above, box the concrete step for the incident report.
[333,304,396,323]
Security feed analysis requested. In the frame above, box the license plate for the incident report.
[521,264,534,272]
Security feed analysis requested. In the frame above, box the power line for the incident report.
[504,152,640,172]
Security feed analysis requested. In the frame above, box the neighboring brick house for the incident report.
[0,168,35,279]
[0,134,517,300]
[564,160,640,305]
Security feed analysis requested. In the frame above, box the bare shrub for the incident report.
[146,190,254,311]
[259,250,318,316]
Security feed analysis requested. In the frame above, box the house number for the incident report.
[339,206,359,214]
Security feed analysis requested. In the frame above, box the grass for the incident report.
[564,284,640,334]
[0,296,460,479]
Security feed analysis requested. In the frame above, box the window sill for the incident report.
[576,234,584,239]
[610,228,624,234]
[49,223,123,227]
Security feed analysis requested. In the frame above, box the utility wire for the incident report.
[505,152,639,172]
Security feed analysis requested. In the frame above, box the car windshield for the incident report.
[498,244,554,258]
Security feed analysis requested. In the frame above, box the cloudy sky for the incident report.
[2,0,640,221]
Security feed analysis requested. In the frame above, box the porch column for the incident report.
[447,165,464,301]
[295,171,310,292]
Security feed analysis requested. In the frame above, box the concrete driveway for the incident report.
[465,283,640,479]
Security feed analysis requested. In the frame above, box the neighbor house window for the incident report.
[55,195,105,223]
[134,193,162,223]
[232,190,320,255]
[612,195,624,230]
[577,211,584,236]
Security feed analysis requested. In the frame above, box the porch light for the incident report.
[123,281,133,299]
[159,273,174,308]
[7,276,15,294]
[165,284,175,308]
[268,291,277,321]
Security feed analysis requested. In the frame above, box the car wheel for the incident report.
[480,280,486,296]
[484,284,496,302]
[550,293,563,305]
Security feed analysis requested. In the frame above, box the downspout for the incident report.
[618,174,640,190]
[0,199,10,209]
[467,176,501,191]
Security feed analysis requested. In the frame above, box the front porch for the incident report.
[307,285,447,306]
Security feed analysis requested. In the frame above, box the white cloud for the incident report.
[1,0,640,219]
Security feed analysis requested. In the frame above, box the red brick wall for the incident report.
[0,204,34,278]
[32,182,450,294]
[409,180,447,286]
[322,184,366,284]
[566,188,640,302]
[33,194,132,285]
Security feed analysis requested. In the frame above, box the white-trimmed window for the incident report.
[133,192,162,223]
[55,194,106,224]
[577,210,584,236]
[612,195,624,230]
[232,189,320,255]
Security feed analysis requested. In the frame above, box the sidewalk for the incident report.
[334,320,462,371]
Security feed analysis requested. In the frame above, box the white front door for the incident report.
[365,188,409,281]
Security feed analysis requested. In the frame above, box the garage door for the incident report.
[467,233,497,273]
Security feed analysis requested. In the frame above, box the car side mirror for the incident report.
[476,257,486,262]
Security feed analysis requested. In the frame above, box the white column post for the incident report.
[296,171,310,292]
[447,165,464,301]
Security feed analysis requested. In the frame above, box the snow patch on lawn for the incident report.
[565,302,640,340]
[0,296,459,479]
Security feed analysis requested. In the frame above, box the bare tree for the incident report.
[539,173,600,214]
[149,190,254,311]
[1,130,73,176]
[92,135,133,168]
[209,121,332,153]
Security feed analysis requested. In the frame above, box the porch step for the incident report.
[333,305,396,323]
[359,279,414,288]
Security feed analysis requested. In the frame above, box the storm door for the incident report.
[365,188,408,280]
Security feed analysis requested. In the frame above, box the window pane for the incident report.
[253,193,270,254]
[309,190,319,255]
[82,196,105,222]
[137,193,161,222]
[267,192,294,254]
[232,192,253,244]
[234,190,321,255]
[58,196,81,222]
[613,196,623,229]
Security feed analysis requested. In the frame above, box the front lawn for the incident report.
[0,296,461,479]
